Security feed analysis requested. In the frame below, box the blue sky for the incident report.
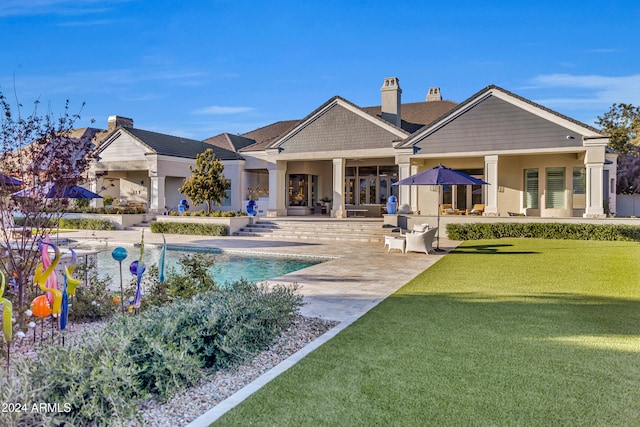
[2,0,639,140]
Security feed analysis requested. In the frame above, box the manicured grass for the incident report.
[215,239,640,426]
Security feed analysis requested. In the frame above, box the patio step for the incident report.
[234,218,395,243]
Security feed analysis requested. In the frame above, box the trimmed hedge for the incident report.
[13,217,116,230]
[446,222,640,241]
[58,217,117,230]
[169,209,247,217]
[150,221,228,236]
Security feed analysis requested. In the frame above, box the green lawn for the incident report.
[215,239,640,426]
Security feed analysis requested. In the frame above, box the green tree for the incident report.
[596,103,640,154]
[597,103,640,194]
[179,148,230,213]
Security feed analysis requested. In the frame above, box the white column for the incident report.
[584,163,604,217]
[398,162,411,213]
[267,160,287,217]
[332,158,345,218]
[484,155,499,216]
[410,163,419,213]
[583,145,606,218]
[149,175,166,214]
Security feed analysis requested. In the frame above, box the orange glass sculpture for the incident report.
[30,295,52,318]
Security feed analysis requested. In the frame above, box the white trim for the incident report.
[410,146,588,159]
[271,147,395,161]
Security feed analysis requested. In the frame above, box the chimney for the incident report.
[108,115,134,132]
[380,77,402,127]
[426,87,442,102]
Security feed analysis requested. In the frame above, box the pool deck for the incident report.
[60,227,460,425]
[62,228,458,323]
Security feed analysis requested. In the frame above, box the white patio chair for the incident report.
[405,227,438,255]
[400,223,429,236]
[0,211,30,240]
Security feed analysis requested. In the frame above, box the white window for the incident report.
[546,167,565,209]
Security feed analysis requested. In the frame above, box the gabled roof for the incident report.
[265,96,411,151]
[202,97,457,155]
[362,100,458,134]
[483,85,606,135]
[100,127,241,161]
[397,85,607,149]
[237,98,457,152]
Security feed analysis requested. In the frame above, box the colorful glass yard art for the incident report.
[0,270,13,366]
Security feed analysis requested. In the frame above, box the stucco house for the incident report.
[89,116,242,212]
[88,77,616,218]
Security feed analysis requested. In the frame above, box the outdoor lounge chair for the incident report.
[405,227,438,255]
[466,204,485,215]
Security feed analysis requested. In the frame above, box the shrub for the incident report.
[57,217,117,230]
[0,279,302,426]
[74,198,90,209]
[103,195,115,206]
[149,221,228,236]
[144,253,218,307]
[1,327,144,427]
[446,222,640,241]
[208,210,247,217]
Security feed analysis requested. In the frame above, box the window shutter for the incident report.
[573,168,586,195]
[524,169,538,209]
[546,168,565,208]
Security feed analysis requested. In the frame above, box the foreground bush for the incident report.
[0,281,302,426]
[149,221,228,236]
[447,222,640,241]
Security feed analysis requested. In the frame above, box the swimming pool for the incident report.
[80,245,323,286]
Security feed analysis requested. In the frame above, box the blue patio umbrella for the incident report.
[393,164,489,250]
[11,183,102,199]
[0,173,23,186]
[12,183,102,241]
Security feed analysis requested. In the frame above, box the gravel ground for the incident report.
[127,315,337,427]
[8,314,337,427]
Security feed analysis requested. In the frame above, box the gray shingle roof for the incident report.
[362,100,458,134]
[238,120,301,152]
[126,128,241,160]
[204,132,257,153]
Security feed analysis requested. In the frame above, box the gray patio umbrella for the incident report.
[393,164,489,250]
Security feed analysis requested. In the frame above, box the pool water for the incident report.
[85,245,322,286]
